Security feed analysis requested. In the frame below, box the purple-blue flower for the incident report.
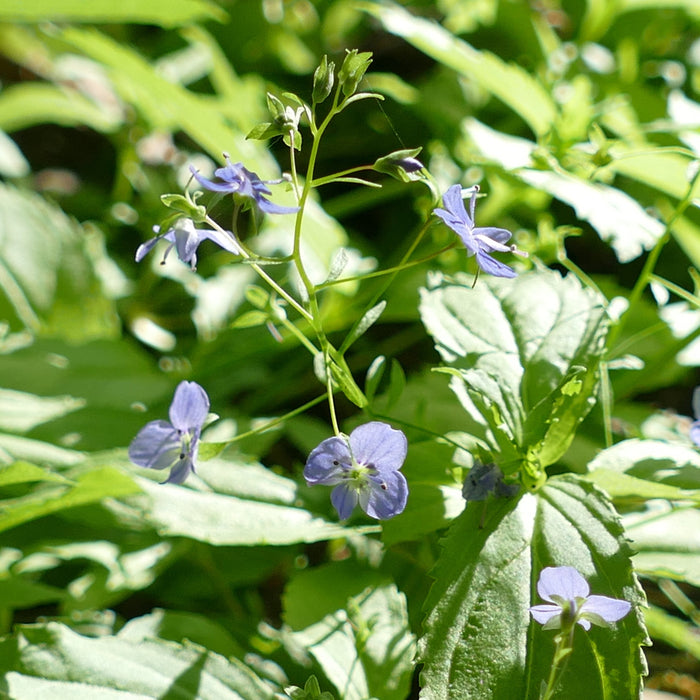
[690,386,700,446]
[529,566,631,631]
[128,381,209,485]
[434,184,526,278]
[462,462,519,502]
[304,421,408,520]
[135,217,239,270]
[189,155,299,215]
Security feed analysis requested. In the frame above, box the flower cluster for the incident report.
[129,381,209,484]
[434,184,527,278]
[529,566,631,631]
[304,421,408,520]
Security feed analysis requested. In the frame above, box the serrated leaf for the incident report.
[419,475,647,699]
[588,438,700,489]
[0,621,275,699]
[419,269,607,471]
[286,580,415,700]
[115,456,375,546]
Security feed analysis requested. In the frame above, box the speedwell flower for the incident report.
[529,566,631,631]
[434,184,527,278]
[304,421,408,520]
[189,155,299,215]
[135,217,239,270]
[128,381,209,485]
[462,462,519,502]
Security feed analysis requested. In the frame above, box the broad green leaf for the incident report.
[588,438,700,489]
[0,0,226,25]
[419,476,647,699]
[0,621,276,700]
[622,506,700,585]
[0,461,69,487]
[0,576,66,609]
[0,338,172,451]
[0,467,140,534]
[644,605,700,660]
[118,609,246,660]
[113,455,376,546]
[0,83,122,133]
[361,2,557,136]
[463,119,666,262]
[285,580,415,700]
[587,468,700,503]
[419,269,607,474]
[0,389,85,433]
[0,185,119,341]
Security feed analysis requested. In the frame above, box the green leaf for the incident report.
[622,506,700,585]
[0,577,66,610]
[419,269,607,472]
[0,0,226,26]
[0,467,140,534]
[285,579,415,700]
[115,455,376,546]
[0,461,70,487]
[0,185,120,341]
[463,119,666,263]
[588,438,700,489]
[0,83,122,133]
[362,2,557,136]
[0,389,85,433]
[644,605,700,660]
[0,621,276,699]
[419,475,648,699]
[340,300,386,353]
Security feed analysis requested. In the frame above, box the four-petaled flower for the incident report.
[189,155,299,215]
[135,217,239,270]
[129,381,210,485]
[529,566,632,631]
[434,184,527,278]
[304,421,408,520]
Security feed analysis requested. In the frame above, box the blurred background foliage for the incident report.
[1,0,700,697]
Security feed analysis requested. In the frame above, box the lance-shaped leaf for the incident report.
[418,475,648,699]
[419,269,608,476]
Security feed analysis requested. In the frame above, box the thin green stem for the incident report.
[648,273,700,308]
[325,348,340,436]
[276,313,319,355]
[540,627,575,700]
[311,165,374,188]
[204,214,312,322]
[222,393,327,445]
[608,167,700,350]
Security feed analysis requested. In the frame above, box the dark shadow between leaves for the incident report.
[159,647,207,700]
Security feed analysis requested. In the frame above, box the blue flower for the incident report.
[529,566,631,631]
[135,217,239,270]
[462,462,519,502]
[128,381,210,484]
[304,421,408,520]
[434,184,526,278]
[690,386,700,446]
[189,155,299,215]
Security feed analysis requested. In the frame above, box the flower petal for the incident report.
[128,420,180,469]
[256,197,300,215]
[304,436,351,485]
[580,595,631,625]
[331,483,358,519]
[169,381,210,431]
[473,226,513,251]
[361,470,408,519]
[537,566,590,603]
[135,236,162,263]
[475,250,517,278]
[442,184,472,225]
[349,421,407,473]
[529,603,562,626]
[199,228,240,255]
[165,455,195,484]
[189,165,235,193]
[691,418,700,447]
[693,386,700,421]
